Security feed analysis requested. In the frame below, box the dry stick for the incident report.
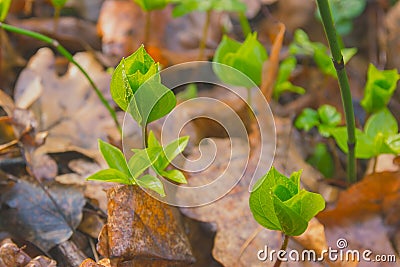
[260,22,285,102]
[316,0,357,183]
[273,234,289,267]
[238,225,263,260]
[0,22,122,134]
[198,10,211,60]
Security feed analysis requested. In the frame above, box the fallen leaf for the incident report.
[0,180,85,252]
[13,47,116,159]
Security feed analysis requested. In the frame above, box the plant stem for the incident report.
[144,11,151,45]
[199,10,211,60]
[142,123,148,149]
[53,6,61,33]
[273,234,289,267]
[316,0,357,183]
[0,22,121,134]
[238,11,251,37]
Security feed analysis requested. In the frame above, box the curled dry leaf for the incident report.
[0,180,85,252]
[0,238,57,267]
[97,185,195,266]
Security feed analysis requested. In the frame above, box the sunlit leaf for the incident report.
[98,139,130,176]
[136,174,165,197]
[0,0,11,22]
[86,169,133,185]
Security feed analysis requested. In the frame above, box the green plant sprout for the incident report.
[316,0,357,183]
[172,0,246,60]
[273,56,306,100]
[0,22,120,133]
[213,32,267,107]
[307,143,335,178]
[133,0,170,44]
[361,63,400,114]
[315,0,366,36]
[176,83,198,102]
[295,104,341,138]
[50,0,68,32]
[0,0,10,22]
[289,29,357,78]
[88,45,189,196]
[249,167,325,267]
[331,108,400,162]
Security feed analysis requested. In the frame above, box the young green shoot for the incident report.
[133,0,170,44]
[249,167,325,267]
[88,46,189,196]
[172,0,246,60]
[213,32,267,114]
[315,0,357,183]
[361,63,400,114]
[273,56,306,100]
[50,0,68,32]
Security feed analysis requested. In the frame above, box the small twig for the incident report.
[89,238,99,262]
[273,234,289,267]
[373,156,378,173]
[0,22,121,134]
[0,139,18,152]
[238,225,263,260]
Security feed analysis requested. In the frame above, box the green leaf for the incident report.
[318,105,341,127]
[110,45,160,111]
[249,167,325,236]
[172,0,246,17]
[0,0,11,21]
[176,83,198,102]
[128,78,176,126]
[365,108,398,139]
[148,131,189,184]
[361,64,400,113]
[159,169,187,184]
[51,0,68,8]
[387,134,400,154]
[134,0,169,11]
[86,169,133,185]
[315,0,366,35]
[128,147,162,180]
[295,108,319,132]
[307,143,334,178]
[98,140,130,176]
[136,174,165,197]
[273,56,306,100]
[213,33,267,87]
[330,127,375,159]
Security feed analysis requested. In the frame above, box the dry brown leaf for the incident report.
[97,186,194,266]
[13,47,116,159]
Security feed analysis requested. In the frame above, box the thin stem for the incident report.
[0,22,121,134]
[273,234,289,267]
[316,0,357,183]
[53,7,61,33]
[373,156,378,173]
[238,12,251,37]
[199,10,211,60]
[144,11,151,45]
[142,123,148,149]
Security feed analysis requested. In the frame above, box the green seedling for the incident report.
[213,33,267,87]
[0,0,11,22]
[50,0,68,32]
[289,29,357,78]
[307,143,335,178]
[295,104,341,137]
[133,0,170,44]
[273,56,306,100]
[361,63,400,114]
[331,108,400,160]
[88,46,189,196]
[172,0,246,59]
[316,0,366,35]
[176,83,198,102]
[249,167,325,266]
